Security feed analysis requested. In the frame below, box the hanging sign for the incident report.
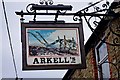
[21,22,86,70]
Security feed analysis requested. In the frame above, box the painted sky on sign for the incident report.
[28,29,78,47]
[28,29,55,41]
[28,29,56,47]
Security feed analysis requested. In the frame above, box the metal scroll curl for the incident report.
[26,3,36,13]
[107,17,120,46]
[73,0,110,31]
[26,0,54,13]
[74,0,120,46]
[73,15,80,21]
[84,1,109,28]
[113,37,120,46]
[88,16,102,28]
[87,1,109,13]
[73,15,82,23]
[109,22,120,37]
[39,0,53,5]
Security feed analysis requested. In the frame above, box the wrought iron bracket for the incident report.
[20,0,72,22]
[15,0,120,21]
[15,0,120,46]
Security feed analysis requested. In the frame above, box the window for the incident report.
[95,40,110,80]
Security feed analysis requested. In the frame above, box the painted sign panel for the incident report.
[21,22,86,70]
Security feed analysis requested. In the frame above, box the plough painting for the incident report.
[27,28,80,57]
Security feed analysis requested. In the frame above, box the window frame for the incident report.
[95,36,110,79]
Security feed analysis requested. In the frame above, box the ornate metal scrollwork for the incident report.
[26,3,36,13]
[109,22,120,37]
[73,0,120,46]
[26,3,37,21]
[107,17,120,46]
[26,0,54,21]
[73,15,82,23]
[39,0,53,5]
[73,15,81,21]
[91,1,109,13]
[84,1,109,27]
[16,0,120,44]
[113,37,120,46]
[54,10,67,22]
[73,0,111,31]
[26,0,53,13]
[102,2,109,9]
[88,16,102,28]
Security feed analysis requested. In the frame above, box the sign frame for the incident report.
[21,22,86,70]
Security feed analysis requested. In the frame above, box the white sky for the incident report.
[1,0,114,79]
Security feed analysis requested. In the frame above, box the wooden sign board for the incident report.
[21,22,86,70]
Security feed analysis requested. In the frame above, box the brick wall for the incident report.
[70,17,120,79]
[105,17,120,79]
[71,49,97,79]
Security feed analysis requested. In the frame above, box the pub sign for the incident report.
[21,22,86,70]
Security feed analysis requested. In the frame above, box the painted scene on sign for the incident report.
[27,28,80,56]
